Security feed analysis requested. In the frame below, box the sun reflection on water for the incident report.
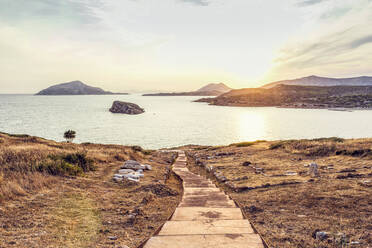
[237,111,266,142]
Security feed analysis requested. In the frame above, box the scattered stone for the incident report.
[242,161,252,166]
[109,101,144,115]
[297,214,306,218]
[314,231,329,241]
[108,236,118,240]
[127,177,139,183]
[350,241,361,245]
[308,163,319,177]
[144,164,152,170]
[285,171,298,176]
[121,160,146,170]
[334,232,348,246]
[206,165,214,172]
[215,152,235,157]
[118,169,135,174]
[245,205,263,213]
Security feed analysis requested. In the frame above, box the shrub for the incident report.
[37,160,83,176]
[233,140,266,147]
[37,152,95,176]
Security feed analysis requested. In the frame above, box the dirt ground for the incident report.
[0,133,182,248]
[184,138,372,248]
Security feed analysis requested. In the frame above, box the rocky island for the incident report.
[35,80,128,95]
[109,101,145,115]
[143,83,232,96]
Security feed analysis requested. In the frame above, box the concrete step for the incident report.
[171,207,244,221]
[184,187,221,193]
[158,219,254,236]
[144,234,264,248]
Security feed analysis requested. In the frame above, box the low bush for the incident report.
[232,140,266,147]
[39,152,95,176]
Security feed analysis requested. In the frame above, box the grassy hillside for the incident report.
[184,138,372,247]
[0,132,182,247]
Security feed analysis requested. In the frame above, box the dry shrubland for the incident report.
[186,137,372,248]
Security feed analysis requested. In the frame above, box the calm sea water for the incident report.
[0,94,371,149]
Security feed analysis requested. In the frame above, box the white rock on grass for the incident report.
[118,169,135,174]
[121,160,146,170]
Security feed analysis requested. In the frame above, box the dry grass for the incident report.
[0,132,182,248]
[185,137,372,248]
[47,192,101,248]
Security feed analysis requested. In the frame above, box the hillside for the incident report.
[35,81,127,95]
[0,132,181,247]
[195,84,372,109]
[196,83,231,93]
[143,83,231,96]
[262,75,372,89]
[184,138,372,247]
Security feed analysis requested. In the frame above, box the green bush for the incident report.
[37,152,95,176]
[38,160,83,176]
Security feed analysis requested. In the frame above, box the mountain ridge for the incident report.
[261,75,372,88]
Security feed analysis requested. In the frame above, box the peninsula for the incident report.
[196,78,372,109]
[35,81,128,95]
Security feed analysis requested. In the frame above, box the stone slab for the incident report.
[144,234,264,248]
[184,187,221,193]
[171,207,244,221]
[158,219,254,235]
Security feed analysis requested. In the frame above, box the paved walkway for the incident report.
[144,151,264,248]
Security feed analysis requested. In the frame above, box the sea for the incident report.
[1,94,371,149]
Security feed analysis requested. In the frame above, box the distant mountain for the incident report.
[197,83,231,94]
[261,75,372,89]
[35,81,127,95]
[143,83,232,96]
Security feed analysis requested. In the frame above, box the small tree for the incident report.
[64,130,76,143]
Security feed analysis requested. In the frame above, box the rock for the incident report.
[109,101,144,115]
[118,169,135,174]
[285,171,298,176]
[143,164,152,170]
[315,231,329,241]
[121,160,146,170]
[242,161,252,166]
[245,205,263,213]
[126,177,139,182]
[255,167,264,174]
[334,232,348,245]
[108,236,118,240]
[113,177,123,182]
[308,163,319,177]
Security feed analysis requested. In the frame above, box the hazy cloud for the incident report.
[266,0,372,81]
[350,35,372,49]
[297,0,327,7]
[179,0,209,6]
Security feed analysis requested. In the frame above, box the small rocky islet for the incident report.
[109,101,145,115]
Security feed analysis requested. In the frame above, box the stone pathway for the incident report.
[144,151,264,248]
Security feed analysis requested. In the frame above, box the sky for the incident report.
[0,0,371,93]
